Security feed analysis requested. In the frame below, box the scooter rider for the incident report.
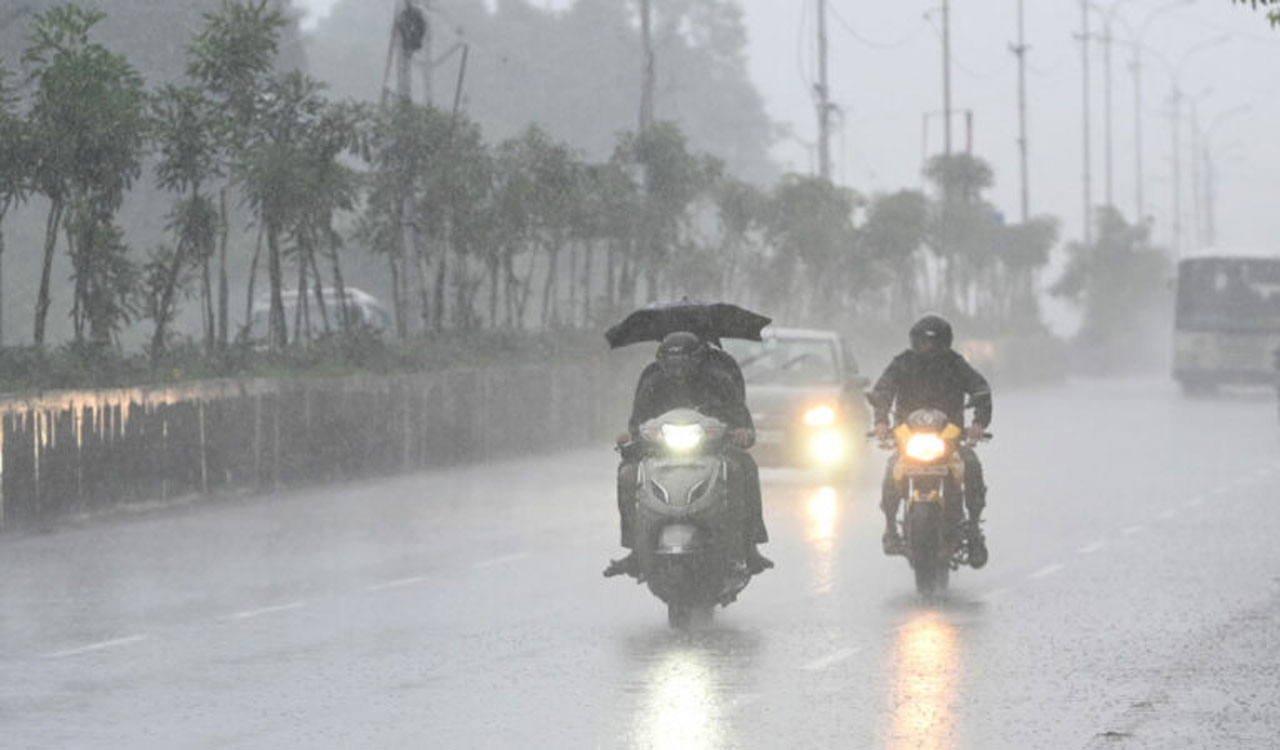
[605,331,774,578]
[867,314,991,567]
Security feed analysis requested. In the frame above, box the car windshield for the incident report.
[723,336,839,386]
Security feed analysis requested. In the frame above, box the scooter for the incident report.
[616,408,753,628]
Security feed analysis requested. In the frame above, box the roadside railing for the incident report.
[0,361,632,529]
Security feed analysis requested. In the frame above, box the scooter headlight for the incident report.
[904,433,947,462]
[661,423,705,452]
[803,404,837,427]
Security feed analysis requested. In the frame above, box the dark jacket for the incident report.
[628,359,754,436]
[867,349,992,428]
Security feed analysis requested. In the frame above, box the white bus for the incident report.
[1173,247,1280,393]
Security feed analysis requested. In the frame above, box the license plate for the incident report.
[903,465,950,476]
[756,429,785,445]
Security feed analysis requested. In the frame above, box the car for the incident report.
[245,287,393,342]
[722,327,871,475]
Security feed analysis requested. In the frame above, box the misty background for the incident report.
[0,0,1276,366]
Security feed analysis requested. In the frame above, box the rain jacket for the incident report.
[868,349,992,429]
[627,356,753,437]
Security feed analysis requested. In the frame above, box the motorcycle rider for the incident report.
[604,330,773,578]
[867,314,991,567]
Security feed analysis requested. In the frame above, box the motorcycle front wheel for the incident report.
[907,502,949,597]
[667,602,714,630]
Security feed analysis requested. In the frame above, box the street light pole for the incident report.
[1201,104,1250,248]
[1011,0,1030,222]
[1079,0,1093,245]
[1122,0,1193,224]
[816,0,832,181]
[942,0,953,157]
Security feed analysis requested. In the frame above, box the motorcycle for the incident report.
[872,408,990,597]
[616,408,753,628]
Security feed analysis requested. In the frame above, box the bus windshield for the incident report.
[1175,257,1280,333]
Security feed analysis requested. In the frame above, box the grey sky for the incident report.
[296,1,1280,257]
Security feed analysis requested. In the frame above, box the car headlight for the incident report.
[661,423,705,451]
[904,433,947,462]
[804,404,837,427]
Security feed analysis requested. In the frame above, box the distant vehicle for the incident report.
[1173,248,1280,394]
[722,327,870,475]
[246,287,392,342]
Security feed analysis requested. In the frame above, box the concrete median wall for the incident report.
[0,361,639,530]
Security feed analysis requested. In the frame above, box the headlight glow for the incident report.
[810,431,846,464]
[804,405,837,427]
[904,433,947,462]
[662,423,705,451]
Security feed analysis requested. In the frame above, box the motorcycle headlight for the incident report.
[661,423,705,451]
[803,404,837,427]
[904,433,947,462]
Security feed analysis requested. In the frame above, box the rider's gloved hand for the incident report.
[874,422,892,442]
[729,428,755,449]
[965,423,986,444]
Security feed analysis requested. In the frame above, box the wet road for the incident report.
[1,378,1278,748]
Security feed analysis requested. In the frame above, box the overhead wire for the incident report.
[826,2,928,50]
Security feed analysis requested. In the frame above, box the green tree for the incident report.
[236,71,348,351]
[187,0,288,347]
[150,83,222,354]
[24,4,149,346]
[1233,0,1280,26]
[863,190,929,322]
[765,176,867,324]
[0,65,31,347]
[1051,207,1169,370]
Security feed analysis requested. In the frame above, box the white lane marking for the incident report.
[366,576,430,592]
[803,646,862,672]
[224,601,306,621]
[474,553,528,569]
[43,634,149,659]
[1077,540,1105,555]
[1123,525,1146,536]
[1028,563,1064,580]
[1185,496,1205,508]
[1157,509,1178,521]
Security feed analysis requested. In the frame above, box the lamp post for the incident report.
[1120,0,1193,222]
[1201,104,1250,248]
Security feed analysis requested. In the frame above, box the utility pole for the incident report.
[1102,15,1114,210]
[421,0,433,106]
[1079,0,1093,246]
[1170,86,1182,256]
[942,0,953,157]
[1011,0,1030,222]
[639,0,654,133]
[392,0,428,334]
[1130,48,1144,222]
[1190,96,1202,250]
[816,0,832,181]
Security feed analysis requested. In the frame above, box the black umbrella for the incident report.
[605,301,772,349]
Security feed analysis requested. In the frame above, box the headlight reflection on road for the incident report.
[888,611,962,750]
[636,647,724,750]
[805,486,839,594]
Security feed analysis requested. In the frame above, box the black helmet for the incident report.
[909,314,953,352]
[657,331,707,378]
